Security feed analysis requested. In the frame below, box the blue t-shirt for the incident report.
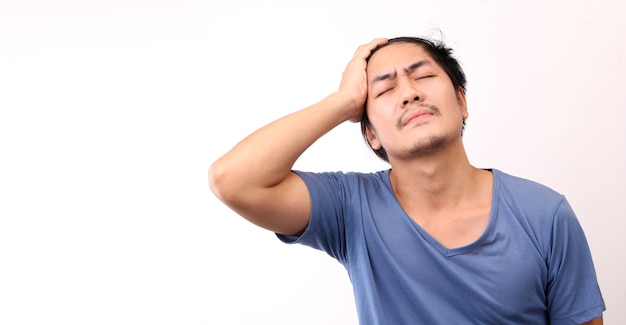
[278,169,605,324]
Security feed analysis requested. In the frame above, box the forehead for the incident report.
[366,43,436,78]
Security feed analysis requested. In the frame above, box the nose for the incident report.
[402,96,420,106]
[400,80,423,108]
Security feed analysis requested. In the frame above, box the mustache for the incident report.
[396,103,441,130]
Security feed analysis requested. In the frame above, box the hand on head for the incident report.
[339,38,388,123]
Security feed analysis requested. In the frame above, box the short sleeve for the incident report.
[546,198,605,324]
[275,171,348,262]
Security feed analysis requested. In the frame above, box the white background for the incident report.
[1,0,624,324]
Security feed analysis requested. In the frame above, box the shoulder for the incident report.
[492,169,569,231]
[491,169,578,260]
[493,169,565,206]
[293,169,390,190]
[493,169,561,195]
[291,169,394,209]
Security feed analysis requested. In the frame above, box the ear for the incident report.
[457,88,468,120]
[365,126,382,150]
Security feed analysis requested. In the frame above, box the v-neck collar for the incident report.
[382,168,500,257]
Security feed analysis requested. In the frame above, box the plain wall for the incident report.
[1,0,624,324]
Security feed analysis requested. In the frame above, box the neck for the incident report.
[388,141,486,212]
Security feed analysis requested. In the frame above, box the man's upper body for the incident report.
[208,37,605,324]
[277,168,605,324]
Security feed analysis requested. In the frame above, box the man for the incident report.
[209,36,605,324]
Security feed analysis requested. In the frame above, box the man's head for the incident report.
[360,37,467,162]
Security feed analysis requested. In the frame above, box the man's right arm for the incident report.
[209,93,357,236]
[208,38,387,236]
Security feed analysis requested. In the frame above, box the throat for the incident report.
[390,168,494,249]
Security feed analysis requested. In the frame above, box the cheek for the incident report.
[365,109,396,146]
[367,98,396,120]
[366,107,395,135]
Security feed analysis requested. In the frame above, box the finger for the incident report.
[352,37,388,60]
[353,38,387,53]
[369,37,388,47]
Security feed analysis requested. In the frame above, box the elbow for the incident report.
[208,160,232,202]
[208,159,248,207]
[209,161,228,201]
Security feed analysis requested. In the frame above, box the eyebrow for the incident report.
[370,60,432,87]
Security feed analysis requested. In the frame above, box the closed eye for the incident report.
[415,75,435,81]
[376,88,394,98]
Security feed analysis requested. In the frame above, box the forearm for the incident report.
[209,38,386,226]
[209,92,354,198]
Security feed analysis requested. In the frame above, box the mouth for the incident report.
[396,103,441,130]
[403,111,433,127]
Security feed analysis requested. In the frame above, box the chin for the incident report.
[407,136,447,155]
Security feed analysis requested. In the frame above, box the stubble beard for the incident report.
[397,103,447,155]
[407,135,447,155]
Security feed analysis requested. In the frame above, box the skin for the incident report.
[208,39,602,324]
[583,317,604,325]
[208,38,387,236]
[364,42,492,249]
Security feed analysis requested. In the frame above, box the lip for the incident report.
[403,110,433,126]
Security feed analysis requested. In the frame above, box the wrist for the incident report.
[326,91,364,122]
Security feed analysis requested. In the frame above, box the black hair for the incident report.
[360,36,467,162]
